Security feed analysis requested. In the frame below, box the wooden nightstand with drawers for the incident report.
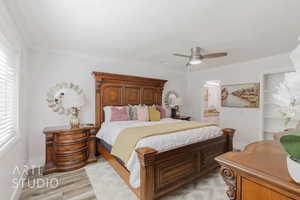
[43,124,99,175]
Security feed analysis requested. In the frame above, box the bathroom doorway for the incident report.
[202,80,221,124]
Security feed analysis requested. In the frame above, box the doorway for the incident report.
[202,80,221,124]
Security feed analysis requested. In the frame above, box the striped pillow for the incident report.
[128,105,138,120]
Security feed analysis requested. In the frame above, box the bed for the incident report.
[93,72,235,200]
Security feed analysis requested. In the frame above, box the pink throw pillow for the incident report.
[110,107,129,121]
[156,105,166,118]
[137,106,149,121]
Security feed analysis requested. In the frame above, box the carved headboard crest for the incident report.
[93,72,167,126]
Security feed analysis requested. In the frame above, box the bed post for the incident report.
[222,128,236,152]
[136,147,158,200]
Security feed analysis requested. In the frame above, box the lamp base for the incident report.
[171,108,177,118]
[70,107,80,128]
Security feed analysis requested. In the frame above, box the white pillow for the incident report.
[103,106,112,123]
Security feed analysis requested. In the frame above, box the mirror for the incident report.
[164,91,179,109]
[46,82,84,115]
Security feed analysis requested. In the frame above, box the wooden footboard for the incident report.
[136,128,235,200]
[97,128,235,200]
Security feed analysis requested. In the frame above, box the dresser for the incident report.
[215,141,300,200]
[43,124,99,175]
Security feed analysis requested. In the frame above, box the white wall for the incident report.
[26,48,187,166]
[26,48,296,164]
[0,1,28,200]
[186,53,294,149]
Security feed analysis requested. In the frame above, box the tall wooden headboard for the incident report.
[93,72,167,126]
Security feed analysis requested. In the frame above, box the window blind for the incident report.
[0,37,17,149]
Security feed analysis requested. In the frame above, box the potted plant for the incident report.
[280,130,300,183]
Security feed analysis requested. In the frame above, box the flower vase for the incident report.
[70,107,80,128]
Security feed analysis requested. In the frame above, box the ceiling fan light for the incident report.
[189,57,202,65]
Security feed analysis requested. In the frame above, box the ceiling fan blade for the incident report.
[201,52,228,59]
[173,53,190,58]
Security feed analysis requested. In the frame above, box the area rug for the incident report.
[20,168,97,200]
[85,157,228,200]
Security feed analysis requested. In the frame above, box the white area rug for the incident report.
[85,158,228,200]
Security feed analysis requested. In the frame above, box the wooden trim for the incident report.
[136,148,157,200]
[93,72,167,86]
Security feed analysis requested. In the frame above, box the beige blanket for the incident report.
[111,121,216,163]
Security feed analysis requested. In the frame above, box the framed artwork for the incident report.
[221,83,260,108]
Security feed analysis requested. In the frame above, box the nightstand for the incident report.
[173,116,191,121]
[43,124,99,175]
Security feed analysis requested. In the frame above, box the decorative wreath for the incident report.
[46,82,83,115]
[164,90,179,109]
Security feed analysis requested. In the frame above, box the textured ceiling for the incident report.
[5,0,300,71]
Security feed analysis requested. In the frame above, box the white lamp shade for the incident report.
[62,90,85,108]
[174,97,183,106]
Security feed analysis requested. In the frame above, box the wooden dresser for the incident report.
[216,141,300,200]
[43,124,99,174]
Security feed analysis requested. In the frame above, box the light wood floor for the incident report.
[20,168,97,200]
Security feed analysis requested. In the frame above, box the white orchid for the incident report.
[290,36,300,71]
[273,75,300,128]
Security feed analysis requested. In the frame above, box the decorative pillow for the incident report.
[156,105,166,118]
[137,105,149,121]
[103,106,112,122]
[149,106,161,121]
[128,105,138,120]
[110,107,129,121]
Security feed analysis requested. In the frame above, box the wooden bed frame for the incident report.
[93,72,235,200]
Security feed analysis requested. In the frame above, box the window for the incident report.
[0,35,18,149]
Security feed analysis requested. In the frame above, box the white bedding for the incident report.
[97,118,222,188]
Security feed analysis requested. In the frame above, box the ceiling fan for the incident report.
[173,47,228,67]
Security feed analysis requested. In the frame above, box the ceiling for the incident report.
[5,0,300,71]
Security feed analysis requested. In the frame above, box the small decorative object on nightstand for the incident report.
[43,124,99,175]
[170,97,183,118]
[173,115,191,121]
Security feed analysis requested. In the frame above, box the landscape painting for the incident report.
[221,83,260,108]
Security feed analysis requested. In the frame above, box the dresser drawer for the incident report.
[54,131,88,143]
[43,125,98,175]
[55,141,87,153]
[242,178,293,200]
[56,150,88,167]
